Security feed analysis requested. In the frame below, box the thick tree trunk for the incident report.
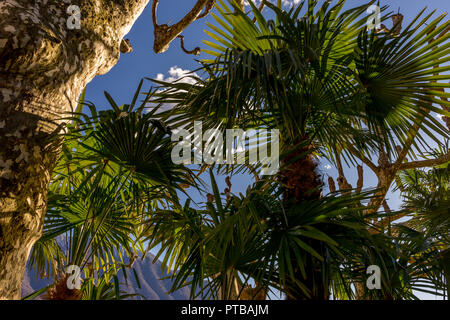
[0,0,149,299]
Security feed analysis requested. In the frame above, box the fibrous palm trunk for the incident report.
[0,0,149,299]
[280,141,329,300]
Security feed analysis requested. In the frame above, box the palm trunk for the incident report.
[0,0,149,299]
[280,141,328,300]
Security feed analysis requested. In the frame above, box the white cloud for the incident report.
[244,0,303,7]
[280,0,303,6]
[147,66,200,114]
[156,66,199,85]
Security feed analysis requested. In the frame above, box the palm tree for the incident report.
[26,85,195,299]
[145,167,449,300]
[397,144,449,238]
[393,146,450,298]
[150,0,449,299]
[144,169,388,300]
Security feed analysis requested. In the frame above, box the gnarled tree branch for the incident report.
[152,0,215,53]
[177,35,201,55]
[196,0,216,20]
[356,165,364,193]
[399,152,450,170]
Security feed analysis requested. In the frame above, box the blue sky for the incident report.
[84,0,449,299]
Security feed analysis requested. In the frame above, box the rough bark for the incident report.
[280,142,328,300]
[0,0,149,300]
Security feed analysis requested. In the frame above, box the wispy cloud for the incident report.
[245,0,303,7]
[147,66,201,114]
[156,66,199,85]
